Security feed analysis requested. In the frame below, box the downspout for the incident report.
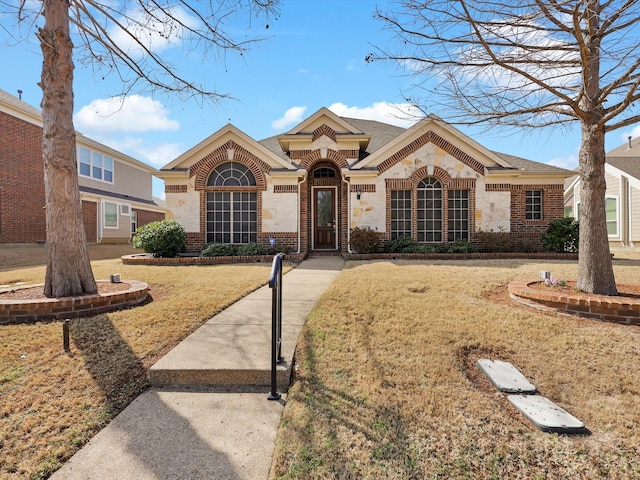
[295,173,305,254]
[346,175,354,253]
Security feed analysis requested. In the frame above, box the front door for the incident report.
[314,188,336,249]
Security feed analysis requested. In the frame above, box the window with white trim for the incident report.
[390,190,412,240]
[104,202,118,228]
[131,211,138,234]
[78,146,114,183]
[525,190,543,220]
[417,177,442,242]
[120,204,130,216]
[606,196,618,236]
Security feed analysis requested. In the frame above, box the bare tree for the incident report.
[4,0,278,297]
[369,0,640,295]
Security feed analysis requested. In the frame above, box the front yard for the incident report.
[270,253,640,479]
[0,249,277,479]
[2,246,640,479]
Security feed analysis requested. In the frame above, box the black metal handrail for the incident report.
[268,253,285,400]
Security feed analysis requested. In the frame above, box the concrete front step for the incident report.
[149,256,344,390]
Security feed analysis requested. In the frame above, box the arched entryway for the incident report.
[307,163,343,252]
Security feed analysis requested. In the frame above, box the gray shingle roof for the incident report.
[259,114,572,175]
[492,151,573,174]
[607,157,640,180]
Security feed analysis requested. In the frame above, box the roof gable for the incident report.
[352,115,513,173]
[284,107,363,135]
[161,124,296,171]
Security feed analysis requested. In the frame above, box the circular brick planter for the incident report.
[0,280,149,324]
[508,280,640,325]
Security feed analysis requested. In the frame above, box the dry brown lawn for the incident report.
[0,245,284,479]
[271,253,640,479]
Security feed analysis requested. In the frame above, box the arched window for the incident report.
[417,177,442,242]
[207,161,256,187]
[206,162,257,244]
[313,167,336,178]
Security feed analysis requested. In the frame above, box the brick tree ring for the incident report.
[508,280,640,326]
[0,280,148,324]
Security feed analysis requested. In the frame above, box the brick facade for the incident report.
[82,201,97,243]
[1,98,164,245]
[160,109,571,255]
[0,111,47,243]
[134,208,165,230]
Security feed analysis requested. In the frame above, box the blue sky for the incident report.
[2,0,639,199]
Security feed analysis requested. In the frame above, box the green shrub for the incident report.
[237,243,269,256]
[415,244,438,254]
[132,219,187,258]
[385,235,420,253]
[268,244,293,255]
[200,243,239,257]
[350,227,381,254]
[542,217,579,253]
[447,239,477,254]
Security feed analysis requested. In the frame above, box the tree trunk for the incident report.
[576,123,617,295]
[39,0,97,298]
[575,0,617,296]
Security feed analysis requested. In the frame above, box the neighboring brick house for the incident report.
[565,136,640,248]
[0,88,165,244]
[158,107,572,254]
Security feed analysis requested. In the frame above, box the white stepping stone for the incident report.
[508,394,586,434]
[477,359,536,393]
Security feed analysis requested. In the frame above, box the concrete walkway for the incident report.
[51,256,344,480]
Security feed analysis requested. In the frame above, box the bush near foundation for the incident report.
[200,242,293,257]
[132,220,187,258]
[350,227,381,254]
[542,217,579,253]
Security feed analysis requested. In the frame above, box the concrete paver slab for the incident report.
[508,394,586,434]
[477,359,537,393]
[51,389,284,480]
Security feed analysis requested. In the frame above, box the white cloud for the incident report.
[108,5,199,57]
[98,136,182,168]
[74,95,180,135]
[271,106,307,130]
[547,153,578,171]
[328,102,422,128]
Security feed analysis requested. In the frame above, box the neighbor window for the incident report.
[448,190,469,241]
[206,162,257,244]
[78,146,114,183]
[417,177,442,242]
[564,206,574,218]
[606,197,618,236]
[390,190,412,240]
[131,211,138,234]
[525,190,543,220]
[104,202,118,228]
